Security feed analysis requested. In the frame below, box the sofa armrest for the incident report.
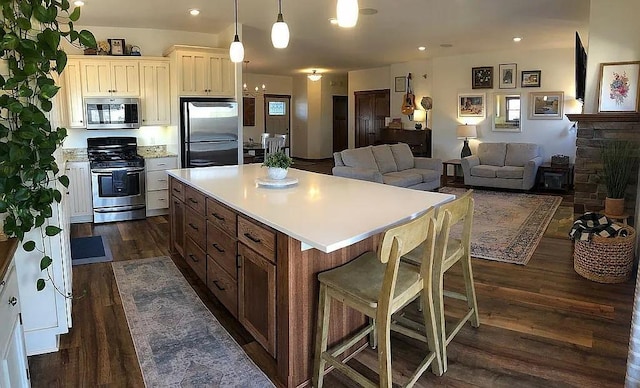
[461,156,479,180]
[332,166,384,183]
[522,156,543,190]
[333,152,345,167]
[414,157,442,171]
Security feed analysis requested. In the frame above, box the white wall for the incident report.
[389,60,433,129]
[242,73,293,142]
[431,47,581,162]
[292,75,308,158]
[318,74,348,158]
[347,67,391,149]
[583,0,640,113]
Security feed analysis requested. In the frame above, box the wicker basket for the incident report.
[573,224,636,283]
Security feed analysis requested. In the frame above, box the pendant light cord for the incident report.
[278,0,282,13]
[234,0,239,36]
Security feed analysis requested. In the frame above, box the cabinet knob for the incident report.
[8,296,17,306]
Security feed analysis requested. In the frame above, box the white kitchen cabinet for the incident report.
[140,60,171,125]
[80,59,140,97]
[14,189,72,356]
[165,46,234,97]
[0,256,30,388]
[65,161,93,224]
[146,156,178,216]
[60,59,85,128]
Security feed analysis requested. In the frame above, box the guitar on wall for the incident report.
[401,73,416,119]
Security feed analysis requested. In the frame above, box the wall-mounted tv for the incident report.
[575,32,587,102]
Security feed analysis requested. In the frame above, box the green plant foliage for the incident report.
[262,151,293,169]
[601,140,638,199]
[0,0,96,290]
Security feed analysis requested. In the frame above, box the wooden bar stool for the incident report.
[313,207,443,387]
[402,189,479,372]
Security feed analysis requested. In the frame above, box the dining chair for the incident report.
[313,207,443,388]
[402,189,479,372]
[264,137,284,156]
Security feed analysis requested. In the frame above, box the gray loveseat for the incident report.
[332,143,442,191]
[461,142,542,190]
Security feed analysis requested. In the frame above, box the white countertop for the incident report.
[168,164,454,253]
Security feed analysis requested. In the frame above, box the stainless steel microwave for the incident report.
[85,98,141,129]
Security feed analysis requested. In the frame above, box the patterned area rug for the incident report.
[112,257,274,387]
[440,188,562,265]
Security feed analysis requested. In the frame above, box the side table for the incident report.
[442,159,465,187]
[537,163,574,193]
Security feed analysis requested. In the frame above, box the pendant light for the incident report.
[229,0,244,63]
[337,0,358,28]
[271,0,290,49]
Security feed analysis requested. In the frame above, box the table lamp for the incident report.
[456,124,477,158]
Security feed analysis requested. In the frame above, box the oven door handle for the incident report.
[91,167,145,174]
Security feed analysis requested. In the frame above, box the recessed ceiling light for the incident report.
[189,9,200,16]
[513,36,522,42]
[418,46,426,51]
[440,43,453,48]
[73,0,84,6]
[359,8,378,15]
[329,18,338,25]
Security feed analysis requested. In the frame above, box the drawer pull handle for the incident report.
[173,188,181,193]
[212,213,225,221]
[212,280,226,291]
[158,179,167,182]
[188,223,198,231]
[189,198,198,204]
[8,296,17,306]
[189,254,199,263]
[244,233,261,243]
[212,243,225,253]
[158,198,166,201]
[158,163,166,166]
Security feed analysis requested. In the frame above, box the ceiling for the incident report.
[77,0,590,76]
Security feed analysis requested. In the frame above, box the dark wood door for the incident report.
[332,95,348,152]
[355,89,390,148]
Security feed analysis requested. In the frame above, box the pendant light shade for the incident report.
[337,0,358,28]
[271,0,289,49]
[229,0,244,63]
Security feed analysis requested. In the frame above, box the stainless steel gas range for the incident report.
[87,137,146,223]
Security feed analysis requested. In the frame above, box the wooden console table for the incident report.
[378,127,432,157]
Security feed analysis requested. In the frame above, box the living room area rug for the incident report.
[112,256,274,387]
[439,187,562,265]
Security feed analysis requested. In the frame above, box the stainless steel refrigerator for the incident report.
[180,97,239,168]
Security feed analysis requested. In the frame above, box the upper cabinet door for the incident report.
[208,54,234,97]
[81,61,111,96]
[110,61,140,96]
[178,52,208,96]
[81,60,139,97]
[140,61,171,125]
[61,59,85,128]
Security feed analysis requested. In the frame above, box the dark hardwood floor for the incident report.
[28,161,635,387]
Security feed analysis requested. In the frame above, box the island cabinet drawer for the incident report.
[206,221,237,279]
[237,215,276,263]
[206,198,237,237]
[170,178,185,201]
[185,236,207,284]
[207,256,238,318]
[185,206,206,250]
[185,185,206,214]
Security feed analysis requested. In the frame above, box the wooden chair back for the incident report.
[435,189,474,255]
[264,137,284,156]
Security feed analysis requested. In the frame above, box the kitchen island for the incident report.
[167,164,453,387]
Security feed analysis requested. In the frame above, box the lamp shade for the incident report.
[229,35,244,63]
[337,0,358,28]
[271,14,289,48]
[456,124,477,139]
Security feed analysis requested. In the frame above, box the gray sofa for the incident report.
[332,143,442,191]
[461,142,542,190]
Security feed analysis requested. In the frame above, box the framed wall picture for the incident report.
[499,63,517,89]
[529,91,564,119]
[108,38,125,55]
[597,61,640,113]
[472,66,493,89]
[458,93,486,117]
[521,70,541,87]
[394,76,406,92]
[243,96,256,126]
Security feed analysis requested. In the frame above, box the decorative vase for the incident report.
[604,197,625,217]
[267,167,288,180]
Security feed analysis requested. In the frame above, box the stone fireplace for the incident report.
[566,113,640,226]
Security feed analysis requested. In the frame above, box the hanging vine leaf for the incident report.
[0,0,96,292]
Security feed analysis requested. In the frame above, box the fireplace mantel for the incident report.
[566,113,640,122]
